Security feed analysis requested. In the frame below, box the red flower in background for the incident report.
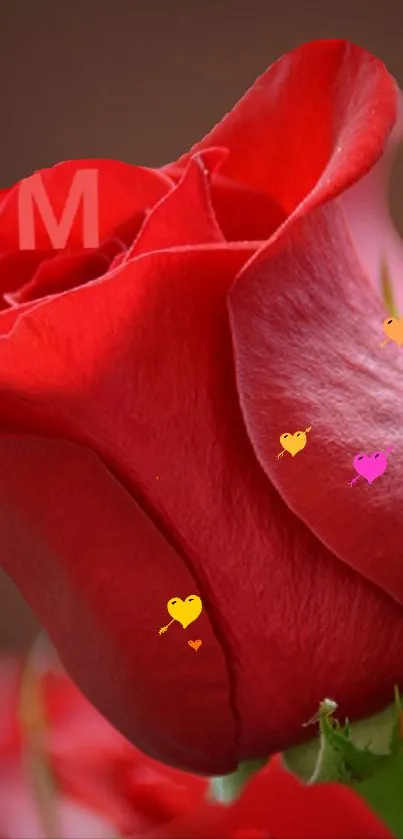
[0,644,206,838]
[146,756,393,839]
[0,645,392,839]
[0,39,403,776]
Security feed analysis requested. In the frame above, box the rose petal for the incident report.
[0,436,237,774]
[2,208,147,306]
[8,251,109,304]
[210,175,286,242]
[0,295,55,335]
[0,159,173,251]
[124,149,226,262]
[1,245,403,762]
[160,165,286,243]
[229,199,403,604]
[168,40,397,215]
[0,251,53,304]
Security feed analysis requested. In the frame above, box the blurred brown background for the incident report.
[1,0,403,651]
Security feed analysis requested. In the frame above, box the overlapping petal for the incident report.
[228,198,403,606]
[1,239,403,767]
[167,40,398,217]
[0,159,172,251]
[1,39,403,775]
[0,436,237,774]
[124,149,227,261]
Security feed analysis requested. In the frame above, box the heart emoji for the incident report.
[382,316,403,347]
[188,640,202,651]
[279,429,310,457]
[167,595,202,629]
[352,451,389,485]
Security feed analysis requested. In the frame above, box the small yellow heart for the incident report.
[280,431,308,457]
[382,316,403,347]
[167,595,202,629]
[188,640,202,651]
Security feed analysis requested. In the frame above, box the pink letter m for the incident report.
[18,169,99,250]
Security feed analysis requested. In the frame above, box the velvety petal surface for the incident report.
[229,197,403,604]
[0,436,237,775]
[1,240,403,766]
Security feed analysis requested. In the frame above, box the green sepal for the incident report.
[208,757,268,805]
[284,690,403,836]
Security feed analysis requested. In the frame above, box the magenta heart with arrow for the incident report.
[348,448,393,487]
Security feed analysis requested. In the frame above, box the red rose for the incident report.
[1,39,403,775]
